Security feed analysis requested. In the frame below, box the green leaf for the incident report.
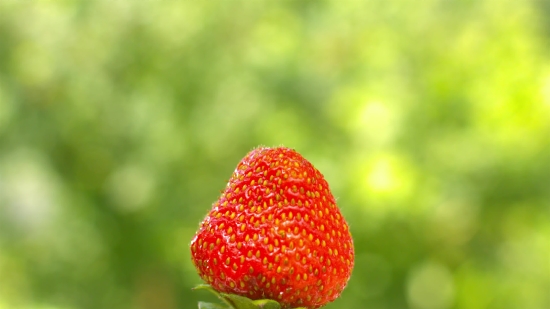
[194,285,292,309]
[198,301,229,309]
[221,293,261,309]
[193,284,223,298]
[252,299,281,309]
[193,284,235,308]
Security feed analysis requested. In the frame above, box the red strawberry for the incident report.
[190,147,354,309]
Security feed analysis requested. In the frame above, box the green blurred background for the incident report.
[1,1,549,309]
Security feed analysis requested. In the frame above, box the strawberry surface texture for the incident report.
[190,147,354,309]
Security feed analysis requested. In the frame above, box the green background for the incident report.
[0,1,549,309]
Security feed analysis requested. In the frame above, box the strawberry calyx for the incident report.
[193,284,307,309]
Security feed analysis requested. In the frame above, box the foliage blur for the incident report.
[0,1,549,309]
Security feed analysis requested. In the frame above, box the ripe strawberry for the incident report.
[190,147,354,309]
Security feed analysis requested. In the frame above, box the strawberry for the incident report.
[190,147,354,309]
